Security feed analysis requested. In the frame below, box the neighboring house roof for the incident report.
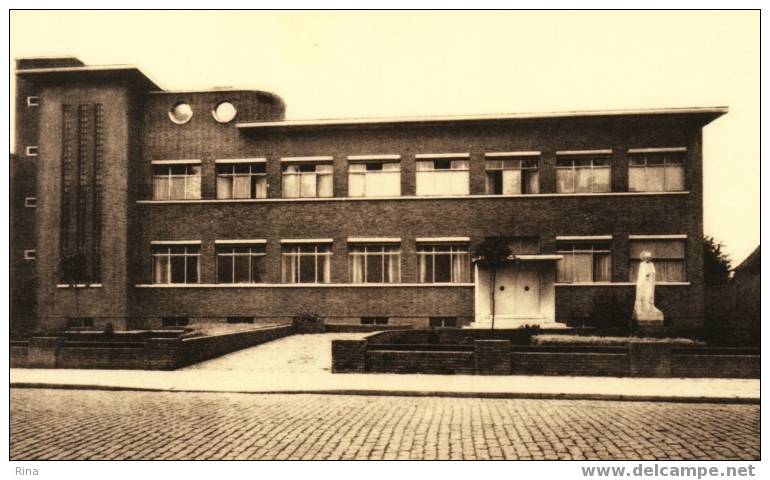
[733,245,760,276]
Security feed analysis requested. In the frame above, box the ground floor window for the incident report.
[629,239,686,282]
[418,244,470,283]
[162,316,189,327]
[281,244,332,283]
[349,244,401,283]
[361,316,389,325]
[152,244,200,284]
[216,245,266,283]
[556,241,611,283]
[429,317,458,328]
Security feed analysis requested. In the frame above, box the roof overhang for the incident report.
[236,106,728,132]
[16,64,163,91]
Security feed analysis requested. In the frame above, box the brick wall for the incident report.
[366,350,475,374]
[510,352,629,376]
[672,354,760,379]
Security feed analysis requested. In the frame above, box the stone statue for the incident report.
[633,251,664,324]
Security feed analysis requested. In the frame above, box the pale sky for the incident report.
[9,11,759,265]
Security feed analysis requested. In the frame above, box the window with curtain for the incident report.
[216,245,266,283]
[555,156,611,193]
[348,244,401,283]
[281,162,333,198]
[415,159,469,196]
[485,158,539,194]
[281,244,332,283]
[216,163,267,199]
[153,165,201,200]
[629,239,686,282]
[628,152,685,192]
[417,243,470,283]
[556,241,611,283]
[348,161,401,197]
[152,245,200,284]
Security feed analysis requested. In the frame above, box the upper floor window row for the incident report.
[149,148,687,200]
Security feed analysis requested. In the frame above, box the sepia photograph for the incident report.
[7,7,762,471]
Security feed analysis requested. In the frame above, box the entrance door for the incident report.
[494,264,541,318]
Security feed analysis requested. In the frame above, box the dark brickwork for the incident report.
[629,343,672,377]
[672,354,760,379]
[366,350,475,375]
[13,57,718,332]
[510,352,629,376]
[331,340,367,373]
[474,340,511,374]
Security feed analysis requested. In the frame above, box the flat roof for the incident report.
[16,64,163,91]
[237,106,728,131]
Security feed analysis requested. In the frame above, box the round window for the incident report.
[212,101,237,123]
[168,102,193,125]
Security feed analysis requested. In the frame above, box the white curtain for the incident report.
[592,167,611,192]
[646,166,665,192]
[350,253,365,282]
[282,174,299,198]
[556,169,574,193]
[153,255,168,283]
[502,169,522,195]
[254,177,267,198]
[628,166,646,191]
[575,168,592,193]
[317,173,333,197]
[451,251,469,282]
[232,175,251,198]
[153,177,169,200]
[665,165,685,191]
[216,176,232,199]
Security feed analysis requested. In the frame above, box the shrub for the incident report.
[292,312,324,333]
[588,291,634,331]
[531,334,705,347]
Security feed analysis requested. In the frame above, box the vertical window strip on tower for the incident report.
[91,104,104,282]
[76,104,90,261]
[60,105,75,260]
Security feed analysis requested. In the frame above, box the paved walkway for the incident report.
[11,389,760,460]
[10,333,759,402]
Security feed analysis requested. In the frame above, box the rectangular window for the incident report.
[216,163,267,199]
[281,162,333,198]
[24,197,37,208]
[361,316,389,325]
[67,317,94,329]
[25,146,38,157]
[281,244,332,283]
[153,164,201,200]
[556,155,611,193]
[556,241,612,283]
[23,249,36,260]
[485,158,539,194]
[349,244,401,283]
[226,316,256,324]
[418,243,470,283]
[348,161,401,197]
[26,96,40,107]
[429,317,458,328]
[216,244,266,283]
[629,239,686,282]
[415,158,469,196]
[628,152,685,192]
[152,244,200,284]
[162,316,189,327]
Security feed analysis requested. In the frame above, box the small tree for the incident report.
[472,237,512,330]
[703,236,731,286]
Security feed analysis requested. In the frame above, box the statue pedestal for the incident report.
[634,309,664,330]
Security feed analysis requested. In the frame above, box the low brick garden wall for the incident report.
[11,324,294,370]
[332,332,760,378]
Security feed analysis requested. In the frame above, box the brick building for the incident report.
[11,57,726,332]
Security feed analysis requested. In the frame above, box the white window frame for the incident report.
[347,158,401,197]
[151,243,201,285]
[216,244,267,284]
[484,156,540,194]
[556,241,612,283]
[417,243,471,283]
[24,197,37,208]
[152,162,202,200]
[26,96,40,107]
[215,160,268,199]
[415,157,470,196]
[23,249,36,260]
[281,243,333,283]
[555,154,611,193]
[280,159,334,198]
[348,244,402,283]
[628,149,686,192]
[25,146,38,157]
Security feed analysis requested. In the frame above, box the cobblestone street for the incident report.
[11,388,759,460]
